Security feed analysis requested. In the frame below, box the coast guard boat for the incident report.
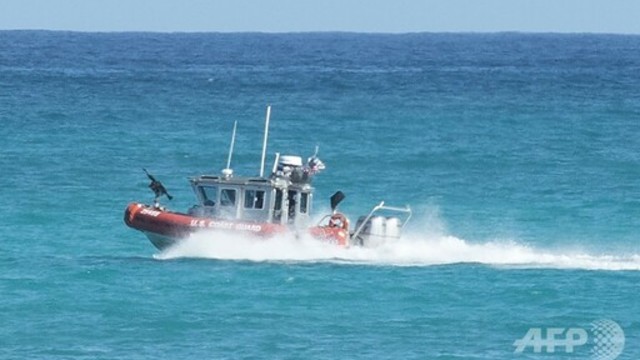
[124,107,411,250]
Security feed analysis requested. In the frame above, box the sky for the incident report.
[1,0,639,34]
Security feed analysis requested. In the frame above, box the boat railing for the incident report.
[316,214,333,226]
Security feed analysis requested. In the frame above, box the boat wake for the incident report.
[154,229,640,271]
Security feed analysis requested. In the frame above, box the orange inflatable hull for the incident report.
[124,203,348,250]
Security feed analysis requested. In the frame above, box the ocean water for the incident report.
[1,31,640,359]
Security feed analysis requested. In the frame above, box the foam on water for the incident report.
[154,207,640,270]
[154,229,640,271]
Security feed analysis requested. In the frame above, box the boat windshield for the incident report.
[244,189,265,209]
[199,185,218,206]
[220,189,237,206]
[300,192,309,214]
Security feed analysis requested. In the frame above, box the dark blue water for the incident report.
[1,31,639,359]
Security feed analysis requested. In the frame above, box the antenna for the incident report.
[226,121,237,170]
[259,105,271,177]
[272,152,280,175]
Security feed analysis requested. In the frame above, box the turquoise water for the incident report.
[1,31,640,359]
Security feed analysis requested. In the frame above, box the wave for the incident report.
[154,229,640,271]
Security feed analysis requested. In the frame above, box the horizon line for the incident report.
[2,29,640,36]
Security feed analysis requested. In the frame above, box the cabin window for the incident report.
[200,186,218,206]
[220,189,236,206]
[244,190,265,209]
[287,190,297,220]
[273,189,283,222]
[300,192,309,214]
[274,190,283,210]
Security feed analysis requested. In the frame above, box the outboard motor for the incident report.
[385,217,401,238]
[340,200,411,247]
[354,216,397,247]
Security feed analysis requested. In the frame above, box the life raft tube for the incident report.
[307,226,349,246]
[125,203,348,248]
[328,213,350,231]
[306,212,351,246]
[124,203,287,240]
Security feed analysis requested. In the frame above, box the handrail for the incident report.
[316,214,333,226]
